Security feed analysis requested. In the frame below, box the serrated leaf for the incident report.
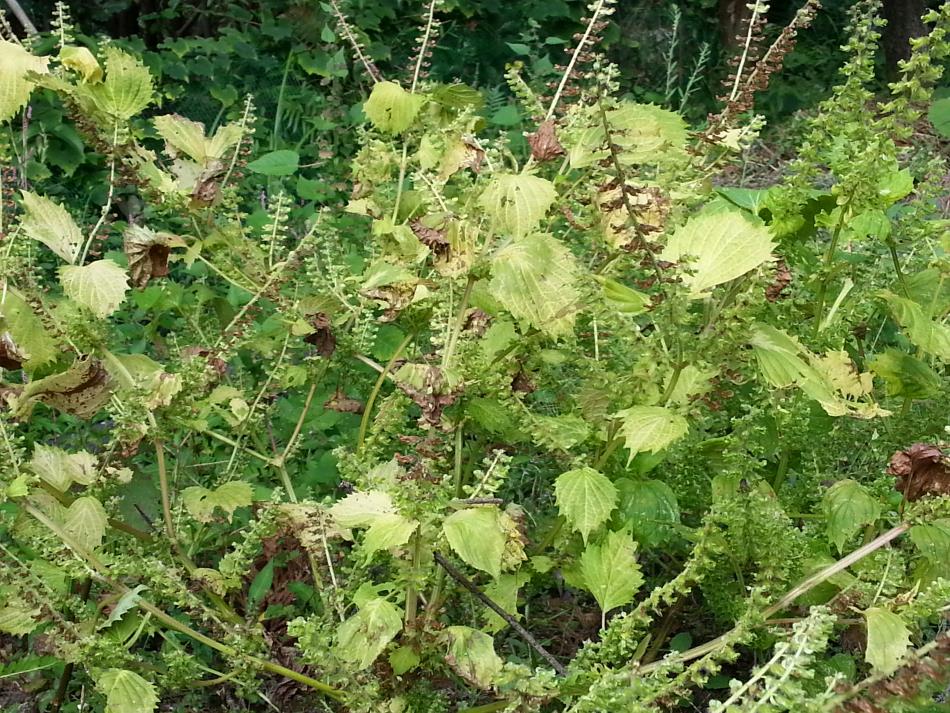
[489,232,577,336]
[19,191,83,263]
[95,669,158,713]
[363,81,423,134]
[613,406,688,462]
[864,608,911,675]
[660,206,775,297]
[869,349,942,400]
[0,40,49,122]
[570,101,687,168]
[823,480,880,553]
[362,514,418,561]
[89,47,153,119]
[615,478,680,548]
[181,481,253,523]
[879,290,950,360]
[479,173,556,238]
[442,508,505,579]
[98,585,147,630]
[389,645,420,675]
[330,490,396,528]
[59,46,102,82]
[554,467,617,544]
[444,626,503,689]
[59,260,130,318]
[153,114,211,162]
[0,289,57,371]
[909,521,950,566]
[0,602,41,636]
[29,444,98,491]
[580,529,643,616]
[248,149,299,176]
[335,597,402,669]
[63,496,108,550]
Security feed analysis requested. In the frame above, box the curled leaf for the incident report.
[123,225,186,288]
[887,443,950,501]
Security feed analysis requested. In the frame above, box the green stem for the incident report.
[887,239,910,298]
[772,448,791,491]
[357,331,414,451]
[442,275,476,369]
[813,195,854,337]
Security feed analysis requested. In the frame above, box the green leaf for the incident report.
[554,467,617,544]
[362,514,418,561]
[89,47,153,119]
[153,114,212,163]
[335,597,402,669]
[98,585,146,630]
[879,291,950,360]
[329,490,397,528]
[909,521,950,566]
[615,478,680,548]
[247,149,299,176]
[29,444,98,491]
[823,480,880,553]
[479,173,557,238]
[19,190,83,263]
[864,608,911,675]
[442,508,505,579]
[580,529,644,616]
[483,573,528,633]
[0,40,49,122]
[363,81,422,134]
[444,626,503,689]
[95,669,158,713]
[247,560,275,612]
[660,206,775,297]
[929,96,950,138]
[389,645,420,675]
[530,414,590,451]
[868,349,942,400]
[0,602,41,636]
[599,277,650,315]
[570,102,687,168]
[489,232,577,337]
[64,496,108,550]
[58,45,102,82]
[181,481,254,523]
[0,288,57,371]
[59,260,130,319]
[613,406,688,461]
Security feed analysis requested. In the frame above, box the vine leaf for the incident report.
[88,47,153,119]
[247,149,300,176]
[660,206,775,297]
[479,173,556,238]
[489,232,578,337]
[554,467,617,543]
[29,444,98,492]
[444,626,503,689]
[442,507,505,579]
[59,260,130,319]
[822,479,880,553]
[63,496,108,550]
[335,597,402,669]
[0,40,49,122]
[613,406,688,462]
[19,191,83,263]
[864,608,911,676]
[909,520,950,567]
[181,482,254,523]
[363,81,423,134]
[580,529,643,617]
[94,669,158,713]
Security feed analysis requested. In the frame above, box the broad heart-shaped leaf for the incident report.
[822,480,880,553]
[329,490,397,529]
[615,478,680,548]
[335,597,402,669]
[363,81,423,134]
[864,607,911,675]
[362,513,418,562]
[63,496,108,550]
[580,529,644,616]
[869,349,942,400]
[554,467,617,543]
[569,101,687,168]
[879,290,950,360]
[444,626,503,689]
[88,47,153,119]
[247,149,300,176]
[94,669,158,713]
[0,602,41,635]
[59,260,130,319]
[479,173,557,238]
[19,191,83,263]
[489,232,578,337]
[929,96,950,138]
[0,40,49,122]
[0,288,57,371]
[29,444,98,491]
[152,114,241,164]
[613,406,688,462]
[442,507,505,579]
[660,206,775,297]
[181,481,253,523]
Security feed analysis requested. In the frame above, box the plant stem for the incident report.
[357,331,414,451]
[813,194,854,337]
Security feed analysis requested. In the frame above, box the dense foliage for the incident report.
[2,1,950,711]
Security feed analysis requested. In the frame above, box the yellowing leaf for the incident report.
[580,529,644,617]
[442,507,505,579]
[554,467,617,543]
[0,602,41,635]
[444,626,503,689]
[19,191,83,263]
[59,46,102,82]
[479,173,557,238]
[123,225,186,288]
[335,597,402,669]
[362,513,418,561]
[660,207,775,297]
[59,260,130,318]
[153,114,212,163]
[0,40,49,122]
[489,232,577,337]
[363,81,422,134]
[29,444,98,492]
[16,357,113,420]
[613,406,688,461]
[0,288,57,371]
[89,47,153,119]
[330,490,397,528]
[879,290,950,360]
[865,608,911,675]
[63,496,108,550]
[181,481,253,523]
[95,669,158,713]
[822,480,880,553]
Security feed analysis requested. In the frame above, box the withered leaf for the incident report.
[324,391,363,414]
[527,120,565,162]
[887,443,950,501]
[124,225,186,288]
[303,312,336,357]
[193,159,227,205]
[410,219,449,255]
[15,357,112,419]
[0,331,26,370]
